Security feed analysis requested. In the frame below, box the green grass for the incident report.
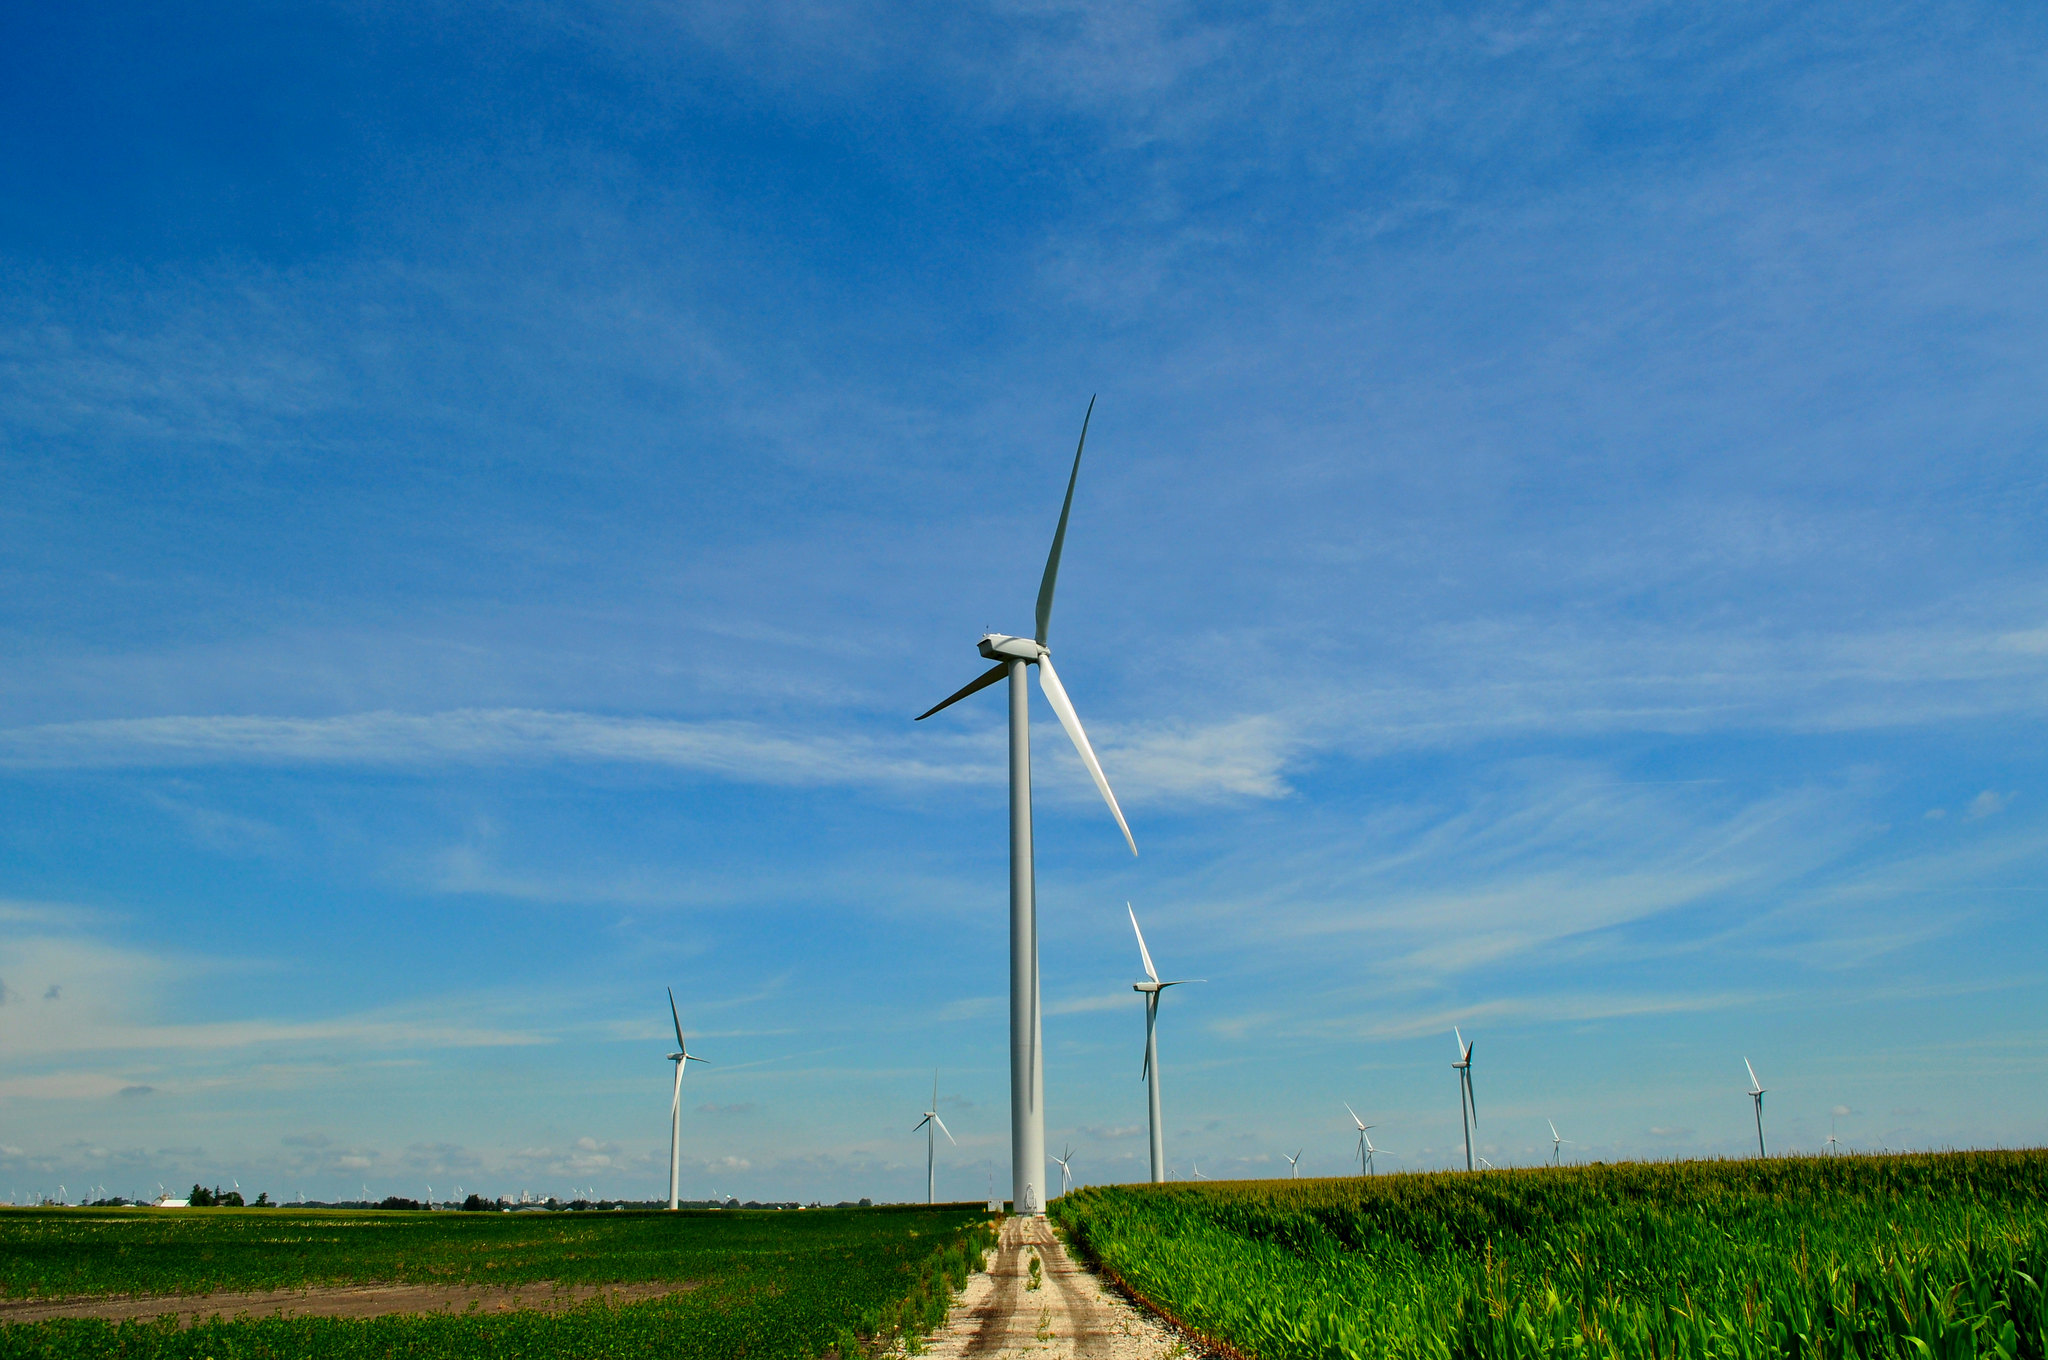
[0,1204,997,1359]
[1053,1151,2048,1360]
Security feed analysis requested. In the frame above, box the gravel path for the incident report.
[918,1216,1190,1360]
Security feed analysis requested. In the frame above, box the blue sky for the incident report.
[3,0,2046,1204]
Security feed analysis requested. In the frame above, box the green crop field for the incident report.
[1054,1151,2048,1360]
[0,1204,996,1359]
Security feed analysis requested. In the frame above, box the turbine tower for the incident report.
[1548,1119,1570,1166]
[664,988,709,1210]
[915,399,1137,1216]
[1130,903,1202,1184]
[912,1072,956,1205]
[1453,1028,1478,1172]
[1745,1058,1768,1157]
[1345,1104,1377,1175]
[1052,1145,1075,1197]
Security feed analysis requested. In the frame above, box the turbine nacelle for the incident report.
[978,634,1046,663]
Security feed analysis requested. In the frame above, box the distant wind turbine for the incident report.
[1192,1159,1210,1181]
[1548,1119,1571,1166]
[1285,1149,1302,1179]
[1745,1058,1768,1158]
[915,398,1136,1216]
[1826,1113,1841,1156]
[665,988,710,1210]
[1129,904,1203,1184]
[1051,1145,1075,1197]
[1345,1103,1377,1175]
[1453,1029,1479,1172]
[912,1072,956,1205]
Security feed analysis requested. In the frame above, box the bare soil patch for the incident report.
[0,1279,694,1326]
[916,1216,1189,1359]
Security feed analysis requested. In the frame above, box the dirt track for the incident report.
[918,1216,1189,1359]
[0,1279,692,1326]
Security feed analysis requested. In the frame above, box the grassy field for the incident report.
[1053,1151,2048,1360]
[0,1204,996,1359]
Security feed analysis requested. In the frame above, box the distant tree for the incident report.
[377,1196,422,1211]
[190,1184,216,1207]
[252,1191,272,1207]
[461,1193,490,1212]
[218,1189,244,1207]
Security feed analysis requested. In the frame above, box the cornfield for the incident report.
[1052,1151,2048,1360]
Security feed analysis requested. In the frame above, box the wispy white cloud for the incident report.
[0,705,1306,805]
[0,708,992,784]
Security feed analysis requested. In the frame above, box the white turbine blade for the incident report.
[1454,1026,1466,1057]
[1344,1101,1366,1131]
[1548,1119,1559,1141]
[1128,903,1159,983]
[1037,655,1136,855]
[933,1114,957,1145]
[1035,396,1095,647]
[1745,1057,1761,1092]
[916,661,1009,722]
[913,1114,933,1132]
[669,988,686,1052]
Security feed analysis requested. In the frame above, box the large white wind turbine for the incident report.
[1548,1119,1571,1166]
[1345,1104,1378,1176]
[913,1073,957,1205]
[916,399,1137,1216]
[1745,1058,1768,1158]
[1454,1028,1478,1172]
[1052,1145,1075,1197]
[1129,903,1203,1184]
[665,988,710,1210]
[1285,1149,1302,1179]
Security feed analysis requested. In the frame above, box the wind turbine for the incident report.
[912,1072,956,1205]
[915,398,1137,1216]
[1192,1159,1210,1181]
[1548,1119,1570,1166]
[1825,1112,1842,1156]
[1345,1103,1376,1176]
[1453,1028,1478,1172]
[1051,1145,1075,1197]
[1129,904,1203,1184]
[1285,1149,1302,1179]
[665,988,710,1210]
[1745,1058,1767,1157]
